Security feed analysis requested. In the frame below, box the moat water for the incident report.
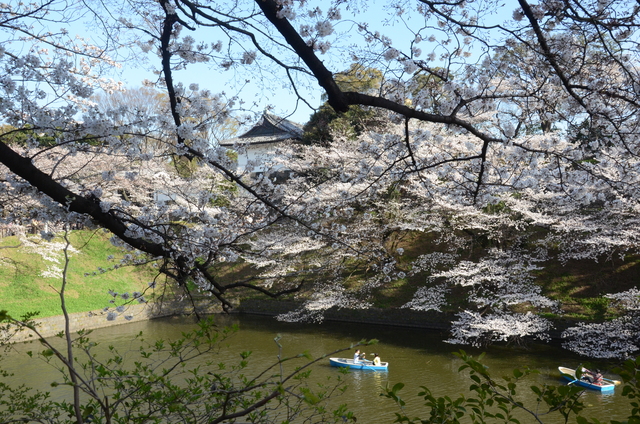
[5,314,631,423]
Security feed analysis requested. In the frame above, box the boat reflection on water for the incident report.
[2,314,632,424]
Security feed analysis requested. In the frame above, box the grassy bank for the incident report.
[0,230,157,319]
[2,228,639,323]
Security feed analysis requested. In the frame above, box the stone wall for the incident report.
[7,298,574,344]
[235,299,573,339]
[235,299,452,330]
[7,299,222,343]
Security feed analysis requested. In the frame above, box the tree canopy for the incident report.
[1,0,640,358]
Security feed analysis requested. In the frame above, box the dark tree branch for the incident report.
[253,0,349,113]
[0,141,167,258]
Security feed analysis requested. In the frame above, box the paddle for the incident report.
[355,361,376,371]
[357,358,385,371]
[568,375,620,386]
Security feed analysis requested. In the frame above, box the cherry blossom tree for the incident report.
[1,0,640,358]
[562,288,640,359]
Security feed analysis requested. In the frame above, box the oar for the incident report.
[568,375,620,386]
[361,364,376,370]
[565,370,584,386]
[358,360,385,371]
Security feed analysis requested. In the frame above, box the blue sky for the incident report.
[70,1,494,127]
[114,51,323,126]
[5,0,509,130]
[76,1,434,126]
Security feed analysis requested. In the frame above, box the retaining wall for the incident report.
[7,298,575,344]
[235,299,453,329]
[234,299,574,339]
[6,299,222,343]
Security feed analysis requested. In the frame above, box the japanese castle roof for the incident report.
[220,112,303,147]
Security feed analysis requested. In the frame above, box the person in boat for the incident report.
[590,369,604,384]
[372,353,381,366]
[581,367,604,384]
[354,349,363,363]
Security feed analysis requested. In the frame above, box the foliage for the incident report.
[406,68,451,114]
[383,350,640,424]
[561,288,640,359]
[303,64,386,145]
[1,0,640,359]
[0,231,155,318]
[333,63,384,96]
[302,103,385,146]
[0,235,359,424]
[0,315,357,424]
[0,125,57,147]
[612,356,640,424]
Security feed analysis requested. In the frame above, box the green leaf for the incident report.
[391,382,405,393]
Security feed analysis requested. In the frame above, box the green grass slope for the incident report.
[2,227,638,323]
[0,230,157,319]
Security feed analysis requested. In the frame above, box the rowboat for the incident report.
[329,357,388,371]
[558,366,616,392]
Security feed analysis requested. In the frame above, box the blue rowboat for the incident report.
[558,366,616,392]
[329,357,388,371]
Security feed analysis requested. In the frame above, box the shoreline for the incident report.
[7,298,576,344]
[236,299,452,330]
[5,298,223,343]
[234,299,574,340]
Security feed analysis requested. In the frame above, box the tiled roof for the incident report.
[220,112,303,147]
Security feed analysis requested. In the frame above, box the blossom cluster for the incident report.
[1,0,640,359]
